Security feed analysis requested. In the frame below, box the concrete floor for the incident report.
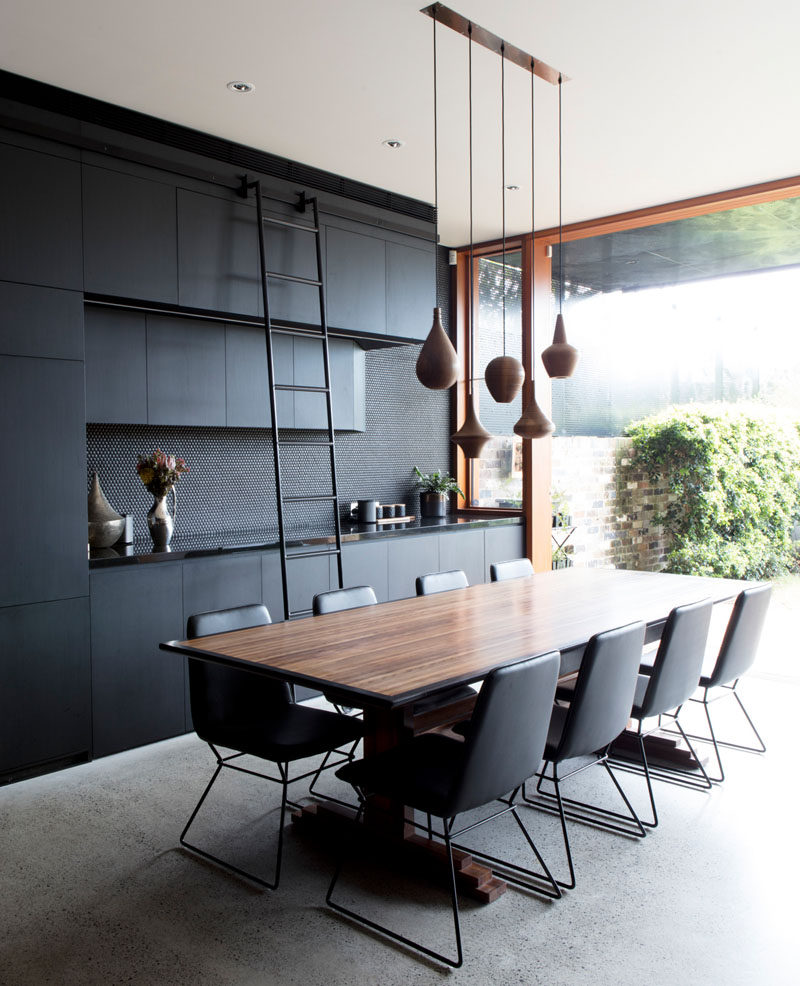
[2,598,798,985]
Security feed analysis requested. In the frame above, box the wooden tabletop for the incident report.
[162,568,756,709]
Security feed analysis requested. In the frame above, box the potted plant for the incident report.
[413,466,464,518]
[551,488,572,528]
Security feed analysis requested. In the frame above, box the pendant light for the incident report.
[451,23,492,459]
[515,59,554,441]
[541,73,579,380]
[416,7,460,391]
[484,45,524,404]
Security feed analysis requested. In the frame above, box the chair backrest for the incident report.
[707,584,772,687]
[450,651,560,815]
[186,604,290,742]
[490,558,534,582]
[312,585,378,615]
[552,622,647,762]
[638,598,712,718]
[415,569,469,596]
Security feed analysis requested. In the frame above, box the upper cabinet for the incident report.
[386,240,436,341]
[177,189,261,316]
[323,214,435,341]
[82,165,178,303]
[147,315,227,426]
[0,140,82,290]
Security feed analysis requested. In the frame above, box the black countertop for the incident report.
[88,514,523,568]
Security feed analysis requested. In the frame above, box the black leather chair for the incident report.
[181,604,363,889]
[490,557,534,582]
[313,585,378,615]
[415,568,469,595]
[618,598,713,827]
[414,569,477,715]
[667,584,771,781]
[327,650,561,968]
[523,622,647,890]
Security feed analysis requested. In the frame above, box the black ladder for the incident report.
[239,177,344,620]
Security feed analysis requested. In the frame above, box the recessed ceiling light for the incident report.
[505,184,520,191]
[382,139,405,149]
[227,81,255,94]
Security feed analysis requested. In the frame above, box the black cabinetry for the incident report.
[90,565,185,758]
[0,281,83,361]
[84,307,148,423]
[326,224,386,335]
[0,598,91,777]
[386,240,436,340]
[0,355,88,607]
[82,165,178,303]
[0,139,82,290]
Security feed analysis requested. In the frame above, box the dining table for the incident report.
[161,566,757,900]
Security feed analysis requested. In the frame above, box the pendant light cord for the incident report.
[558,73,563,315]
[432,10,439,247]
[531,59,536,386]
[501,45,506,356]
[468,23,474,396]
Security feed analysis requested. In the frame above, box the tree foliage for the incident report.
[625,404,800,579]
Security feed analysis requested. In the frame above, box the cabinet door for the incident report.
[484,525,526,582]
[0,141,82,289]
[90,565,185,757]
[325,225,386,334]
[292,334,328,429]
[182,554,263,621]
[0,597,91,776]
[342,540,389,602]
[177,189,261,316]
[84,307,148,423]
[0,281,83,360]
[331,338,365,432]
[438,529,486,588]
[0,355,88,607]
[82,166,178,303]
[261,550,287,624]
[386,239,436,341]
[146,314,226,425]
[225,324,293,427]
[387,534,440,601]
[262,198,321,326]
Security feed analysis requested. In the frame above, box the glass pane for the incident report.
[472,251,523,507]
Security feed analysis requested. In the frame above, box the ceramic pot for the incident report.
[420,492,447,518]
[147,488,176,550]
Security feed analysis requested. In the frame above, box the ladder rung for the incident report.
[278,439,334,447]
[262,215,319,234]
[286,547,342,561]
[283,494,337,503]
[267,271,322,287]
[274,384,330,393]
[288,608,314,620]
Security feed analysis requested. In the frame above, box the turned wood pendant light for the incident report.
[515,60,554,441]
[416,8,460,391]
[451,24,492,460]
[484,48,524,404]
[541,74,579,380]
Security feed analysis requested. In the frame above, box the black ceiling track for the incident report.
[0,69,435,224]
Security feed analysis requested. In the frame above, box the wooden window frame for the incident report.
[452,173,800,570]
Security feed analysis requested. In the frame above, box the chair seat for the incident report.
[201,704,363,763]
[337,733,466,818]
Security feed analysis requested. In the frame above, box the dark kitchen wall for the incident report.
[87,248,453,540]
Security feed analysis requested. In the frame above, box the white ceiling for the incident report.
[2,0,799,246]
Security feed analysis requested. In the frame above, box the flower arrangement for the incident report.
[136,449,189,498]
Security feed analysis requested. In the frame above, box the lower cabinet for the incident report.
[387,535,439,601]
[438,529,486,589]
[90,565,185,758]
[342,541,389,602]
[0,597,91,777]
[484,525,526,581]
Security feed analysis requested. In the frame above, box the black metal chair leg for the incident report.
[326,801,464,968]
[672,718,712,791]
[509,806,562,899]
[732,688,767,752]
[601,760,646,838]
[637,730,659,829]
[308,737,361,809]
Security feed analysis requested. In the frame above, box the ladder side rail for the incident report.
[251,178,292,622]
[311,196,345,591]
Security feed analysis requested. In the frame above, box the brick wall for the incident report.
[551,436,673,571]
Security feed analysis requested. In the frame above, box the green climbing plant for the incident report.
[625,404,800,579]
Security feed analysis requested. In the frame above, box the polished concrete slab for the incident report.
[1,671,797,985]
